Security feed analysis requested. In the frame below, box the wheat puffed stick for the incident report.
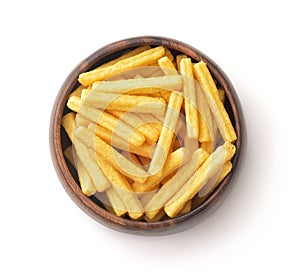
[105,187,127,217]
[75,114,90,127]
[75,126,149,183]
[144,148,208,219]
[96,45,151,70]
[132,147,190,193]
[62,112,76,141]
[193,62,237,142]
[63,146,97,196]
[62,113,98,195]
[192,161,232,209]
[69,85,84,98]
[195,84,215,144]
[109,111,160,144]
[148,91,184,175]
[63,146,75,168]
[91,75,182,94]
[165,142,236,218]
[78,46,165,86]
[144,210,166,222]
[88,122,152,158]
[180,58,199,139]
[218,88,225,103]
[72,137,110,192]
[67,96,145,146]
[93,151,144,219]
[178,200,192,215]
[176,54,187,72]
[158,56,178,76]
[82,91,166,115]
[198,161,232,198]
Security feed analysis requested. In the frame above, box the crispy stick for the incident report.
[67,96,145,146]
[91,75,182,94]
[148,91,184,175]
[74,126,149,183]
[164,142,236,218]
[73,137,110,192]
[180,58,199,139]
[93,152,144,219]
[88,122,152,158]
[62,113,98,195]
[108,111,160,144]
[132,147,190,193]
[79,46,165,85]
[82,92,166,115]
[144,148,208,219]
[158,56,178,76]
[193,62,237,142]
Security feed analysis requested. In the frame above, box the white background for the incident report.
[1,0,299,276]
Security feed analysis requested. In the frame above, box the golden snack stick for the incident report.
[91,75,182,94]
[201,141,215,154]
[77,158,97,196]
[198,161,232,198]
[66,95,81,111]
[62,112,76,141]
[195,84,215,143]
[75,126,149,183]
[175,54,187,72]
[81,87,91,99]
[144,209,166,222]
[75,114,90,127]
[178,199,192,215]
[180,58,199,139]
[61,115,97,195]
[165,142,236,218]
[67,96,145,146]
[137,112,163,126]
[148,91,184,175]
[139,190,157,205]
[72,137,110,192]
[78,46,165,86]
[64,145,97,196]
[64,146,75,168]
[83,91,166,115]
[109,111,160,144]
[96,45,151,70]
[158,56,178,76]
[164,47,174,62]
[218,88,225,103]
[95,154,144,219]
[158,90,171,103]
[132,147,190,193]
[88,122,152,158]
[193,62,237,142]
[105,187,127,217]
[69,85,84,98]
[145,148,208,219]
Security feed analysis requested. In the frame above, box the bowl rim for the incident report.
[49,36,246,236]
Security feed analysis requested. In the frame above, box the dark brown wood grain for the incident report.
[49,36,246,236]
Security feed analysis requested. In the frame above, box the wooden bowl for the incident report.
[49,36,245,236]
